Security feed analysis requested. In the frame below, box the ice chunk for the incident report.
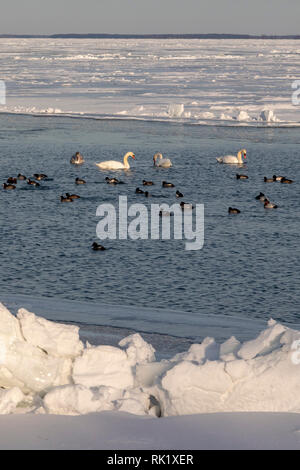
[17,308,83,358]
[73,345,134,389]
[236,110,251,121]
[4,340,72,393]
[260,109,279,122]
[116,388,151,416]
[168,104,184,118]
[238,320,286,360]
[43,384,120,415]
[0,387,24,414]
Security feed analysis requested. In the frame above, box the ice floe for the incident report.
[0,303,300,417]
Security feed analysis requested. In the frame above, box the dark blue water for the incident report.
[0,114,299,328]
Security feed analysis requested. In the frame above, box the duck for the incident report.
[95,152,135,170]
[228,207,241,214]
[27,179,40,187]
[135,188,144,194]
[236,174,248,180]
[60,195,73,203]
[17,174,27,180]
[176,190,184,198]
[3,183,16,190]
[105,177,120,184]
[153,153,172,168]
[264,200,278,209]
[92,242,106,251]
[75,177,86,185]
[273,175,285,182]
[180,201,194,210]
[7,177,17,184]
[143,180,154,186]
[281,177,293,184]
[65,193,80,200]
[70,152,85,165]
[216,149,247,164]
[162,181,175,188]
[264,177,275,183]
[255,192,268,202]
[159,210,174,217]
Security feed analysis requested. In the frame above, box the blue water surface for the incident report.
[0,114,299,331]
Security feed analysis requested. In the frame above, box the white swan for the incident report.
[153,153,172,168]
[216,149,247,164]
[95,152,135,170]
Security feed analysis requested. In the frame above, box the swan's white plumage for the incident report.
[96,152,135,170]
[216,149,247,164]
[153,153,172,168]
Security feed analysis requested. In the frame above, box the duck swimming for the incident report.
[135,188,144,194]
[264,200,278,209]
[17,174,26,180]
[96,152,135,170]
[75,177,86,185]
[65,193,80,200]
[106,177,120,184]
[27,179,40,187]
[162,181,175,188]
[70,152,85,165]
[60,195,73,203]
[33,173,48,181]
[216,149,247,164]
[180,201,194,210]
[264,177,275,183]
[7,177,17,184]
[153,153,172,168]
[143,180,154,186]
[176,190,184,198]
[236,174,248,180]
[3,183,16,190]
[228,207,241,214]
[255,192,268,202]
[92,242,106,251]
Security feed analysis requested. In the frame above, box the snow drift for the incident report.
[0,302,299,417]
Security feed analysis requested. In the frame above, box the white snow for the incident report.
[0,301,300,448]
[0,302,299,419]
[0,38,299,126]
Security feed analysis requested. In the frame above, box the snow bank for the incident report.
[0,303,300,417]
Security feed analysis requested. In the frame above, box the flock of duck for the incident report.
[2,148,294,250]
[215,148,294,214]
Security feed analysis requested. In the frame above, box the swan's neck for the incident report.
[123,152,131,167]
[237,151,243,163]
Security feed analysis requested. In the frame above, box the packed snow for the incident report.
[0,38,299,126]
[0,302,300,419]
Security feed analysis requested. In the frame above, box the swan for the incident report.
[216,149,247,164]
[95,152,135,170]
[153,153,172,168]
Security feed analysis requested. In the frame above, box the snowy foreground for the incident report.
[0,302,300,449]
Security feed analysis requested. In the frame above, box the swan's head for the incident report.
[241,149,247,159]
[153,153,163,165]
[125,151,135,160]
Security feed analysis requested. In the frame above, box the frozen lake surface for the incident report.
[0,38,299,125]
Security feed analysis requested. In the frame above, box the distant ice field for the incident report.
[0,38,299,125]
